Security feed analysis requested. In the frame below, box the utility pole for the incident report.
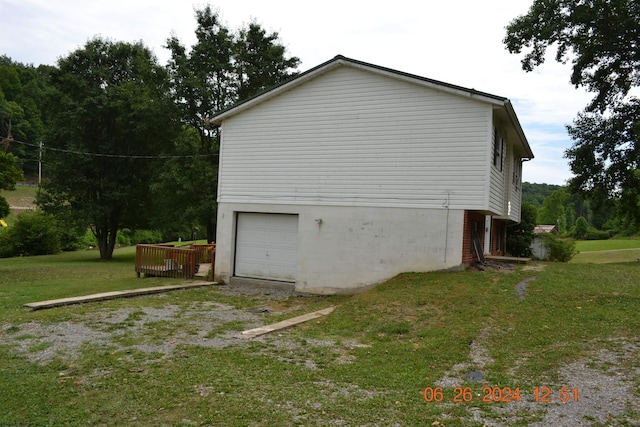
[38,141,43,187]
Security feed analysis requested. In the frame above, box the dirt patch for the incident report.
[522,264,548,272]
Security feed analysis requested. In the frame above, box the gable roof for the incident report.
[211,55,534,159]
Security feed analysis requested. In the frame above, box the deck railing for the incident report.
[135,244,195,279]
[191,243,216,267]
[135,243,217,279]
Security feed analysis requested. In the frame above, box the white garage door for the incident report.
[235,213,298,282]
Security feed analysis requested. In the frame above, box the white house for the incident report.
[211,55,534,294]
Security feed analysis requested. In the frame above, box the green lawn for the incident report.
[1,249,639,425]
[1,184,38,225]
[572,239,640,264]
[1,184,38,208]
[575,239,640,252]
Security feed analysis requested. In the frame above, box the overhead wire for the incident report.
[1,135,218,159]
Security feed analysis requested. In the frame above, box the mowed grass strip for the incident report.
[572,239,640,264]
[0,249,639,426]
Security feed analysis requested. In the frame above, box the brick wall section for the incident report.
[462,211,486,264]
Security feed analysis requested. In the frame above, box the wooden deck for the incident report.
[135,243,215,279]
[24,281,215,310]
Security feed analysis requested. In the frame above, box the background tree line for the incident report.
[0,5,299,259]
[2,1,639,260]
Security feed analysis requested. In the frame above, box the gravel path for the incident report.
[2,283,639,425]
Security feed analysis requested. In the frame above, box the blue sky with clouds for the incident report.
[0,0,594,184]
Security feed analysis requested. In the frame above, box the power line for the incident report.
[1,136,218,159]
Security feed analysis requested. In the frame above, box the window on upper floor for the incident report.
[493,127,504,172]
[512,158,521,188]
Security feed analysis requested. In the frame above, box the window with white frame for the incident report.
[512,158,521,187]
[493,127,504,171]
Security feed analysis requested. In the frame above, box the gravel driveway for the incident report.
[2,283,639,426]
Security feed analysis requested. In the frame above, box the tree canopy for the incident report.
[505,0,640,233]
[0,150,24,218]
[0,56,52,176]
[161,6,300,242]
[42,38,179,259]
[504,0,640,112]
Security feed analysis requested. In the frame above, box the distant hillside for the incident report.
[522,182,564,208]
[1,184,37,211]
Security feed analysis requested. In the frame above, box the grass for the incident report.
[0,184,38,208]
[575,239,640,252]
[1,249,639,425]
[0,247,187,323]
[572,239,640,264]
[1,184,38,225]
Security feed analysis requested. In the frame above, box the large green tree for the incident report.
[42,38,179,259]
[537,188,573,232]
[162,6,299,242]
[504,0,640,230]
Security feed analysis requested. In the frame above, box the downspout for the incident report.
[443,192,450,263]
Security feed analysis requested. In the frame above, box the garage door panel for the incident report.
[235,213,298,282]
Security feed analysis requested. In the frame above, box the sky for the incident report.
[0,0,595,185]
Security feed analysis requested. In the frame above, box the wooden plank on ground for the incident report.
[195,263,211,277]
[240,306,335,339]
[485,255,531,264]
[24,281,215,310]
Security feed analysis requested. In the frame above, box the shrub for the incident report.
[82,229,98,248]
[506,202,536,257]
[0,227,15,258]
[0,197,10,219]
[540,233,577,262]
[584,228,612,240]
[9,211,61,256]
[572,216,589,239]
[58,222,91,251]
[117,229,132,246]
[131,229,163,244]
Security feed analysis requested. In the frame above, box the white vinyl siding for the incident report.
[488,125,506,214]
[508,154,523,222]
[218,67,492,210]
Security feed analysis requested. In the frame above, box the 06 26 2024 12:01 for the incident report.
[423,386,579,403]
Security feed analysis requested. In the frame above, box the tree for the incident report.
[0,150,24,218]
[507,202,537,257]
[572,216,589,239]
[163,6,300,242]
[537,188,572,232]
[504,0,640,113]
[164,6,234,242]
[42,38,179,260]
[0,57,52,177]
[234,21,300,100]
[566,99,640,231]
[504,0,640,228]
[521,182,563,208]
